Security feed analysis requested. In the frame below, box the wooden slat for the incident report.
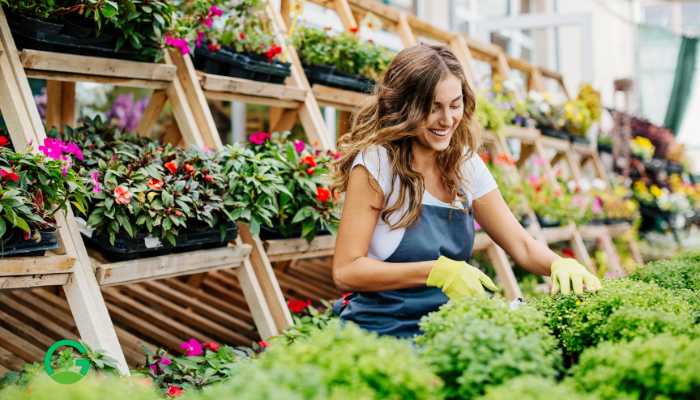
[541,225,576,243]
[540,136,570,152]
[501,125,541,141]
[312,84,371,111]
[199,72,307,101]
[95,244,251,286]
[20,50,175,81]
[24,69,170,89]
[204,89,301,108]
[0,273,70,289]
[264,235,336,262]
[0,255,75,276]
[136,89,168,138]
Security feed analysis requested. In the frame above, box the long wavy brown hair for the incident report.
[332,44,479,229]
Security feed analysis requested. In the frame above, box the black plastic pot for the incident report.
[193,45,291,84]
[259,224,330,241]
[539,127,571,141]
[597,142,613,153]
[589,218,607,225]
[302,63,375,93]
[518,214,533,228]
[569,134,590,145]
[84,222,238,262]
[536,214,562,228]
[0,228,59,257]
[7,11,156,62]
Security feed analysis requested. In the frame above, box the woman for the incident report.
[331,44,601,339]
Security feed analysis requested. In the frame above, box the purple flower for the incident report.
[90,170,101,193]
[180,338,203,357]
[107,94,148,132]
[293,140,305,154]
[149,363,158,375]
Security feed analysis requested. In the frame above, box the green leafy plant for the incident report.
[144,339,252,397]
[0,143,89,240]
[196,321,443,400]
[417,297,561,399]
[277,299,337,345]
[293,25,393,81]
[535,278,697,359]
[0,374,160,400]
[523,173,591,226]
[475,94,508,135]
[477,376,590,400]
[247,132,341,241]
[568,334,700,400]
[216,0,283,59]
[482,153,530,220]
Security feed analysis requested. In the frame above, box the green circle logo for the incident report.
[44,339,91,384]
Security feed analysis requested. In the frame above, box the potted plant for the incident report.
[244,132,341,242]
[293,25,393,93]
[523,91,569,141]
[475,94,509,135]
[2,0,173,62]
[563,84,601,145]
[524,174,591,227]
[597,134,613,153]
[482,153,531,226]
[0,138,89,257]
[182,0,292,83]
[56,117,239,262]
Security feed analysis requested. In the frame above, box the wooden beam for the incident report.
[397,13,417,46]
[269,107,298,132]
[136,89,167,138]
[334,0,359,31]
[0,255,75,276]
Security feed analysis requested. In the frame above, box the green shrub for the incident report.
[417,298,561,400]
[569,335,700,399]
[630,256,700,291]
[477,376,590,400]
[0,374,160,400]
[535,279,696,358]
[196,321,442,400]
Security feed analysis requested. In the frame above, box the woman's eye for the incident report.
[450,105,461,110]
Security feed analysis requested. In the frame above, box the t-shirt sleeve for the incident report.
[351,145,393,198]
[462,153,498,201]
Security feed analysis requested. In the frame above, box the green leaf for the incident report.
[0,218,6,238]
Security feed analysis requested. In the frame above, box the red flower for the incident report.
[306,167,315,175]
[316,187,331,202]
[239,32,246,40]
[349,26,359,33]
[203,341,220,352]
[258,340,269,349]
[264,44,282,61]
[287,298,311,314]
[184,163,194,175]
[174,210,183,217]
[207,42,221,52]
[164,161,177,174]
[147,178,163,191]
[203,174,214,183]
[562,248,576,258]
[301,155,317,167]
[341,292,352,306]
[0,136,9,146]
[166,385,184,397]
[0,168,19,182]
[495,153,515,166]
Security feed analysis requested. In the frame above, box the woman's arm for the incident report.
[473,190,559,276]
[332,166,434,292]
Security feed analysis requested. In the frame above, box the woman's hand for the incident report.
[426,256,499,299]
[549,258,602,295]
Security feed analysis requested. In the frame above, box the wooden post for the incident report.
[136,89,168,138]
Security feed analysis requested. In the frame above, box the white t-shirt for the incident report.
[352,145,498,261]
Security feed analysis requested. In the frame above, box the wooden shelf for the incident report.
[501,125,540,141]
[539,136,571,153]
[0,254,75,276]
[20,49,176,88]
[540,224,576,243]
[311,84,371,111]
[264,235,336,262]
[605,222,633,236]
[198,72,307,107]
[93,244,252,286]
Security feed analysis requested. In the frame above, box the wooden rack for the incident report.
[0,7,283,371]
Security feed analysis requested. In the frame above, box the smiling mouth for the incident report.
[428,128,450,137]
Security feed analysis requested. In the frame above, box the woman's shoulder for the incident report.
[352,145,393,193]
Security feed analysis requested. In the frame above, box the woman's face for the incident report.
[416,73,464,152]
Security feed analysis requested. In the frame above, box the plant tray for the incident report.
[303,63,374,93]
[536,214,562,228]
[83,223,238,262]
[8,11,155,62]
[597,142,613,153]
[193,45,291,84]
[569,135,590,145]
[539,127,571,141]
[259,224,330,241]
[0,229,59,257]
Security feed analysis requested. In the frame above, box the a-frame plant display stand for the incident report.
[0,7,282,370]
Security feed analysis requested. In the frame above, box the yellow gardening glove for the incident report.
[550,257,602,295]
[426,256,499,300]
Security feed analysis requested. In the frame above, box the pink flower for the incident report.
[474,221,482,231]
[147,178,163,191]
[533,156,546,167]
[114,186,132,205]
[160,357,172,366]
[248,131,271,145]
[209,5,223,17]
[591,196,603,214]
[203,16,213,29]
[165,35,191,55]
[180,338,203,357]
[293,140,305,154]
[90,171,101,193]
[195,31,204,48]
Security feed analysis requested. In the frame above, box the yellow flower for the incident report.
[650,185,663,198]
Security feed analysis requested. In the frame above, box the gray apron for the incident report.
[334,201,475,338]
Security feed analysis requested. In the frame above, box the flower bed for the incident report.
[293,26,393,93]
[0,138,88,257]
[3,0,173,61]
